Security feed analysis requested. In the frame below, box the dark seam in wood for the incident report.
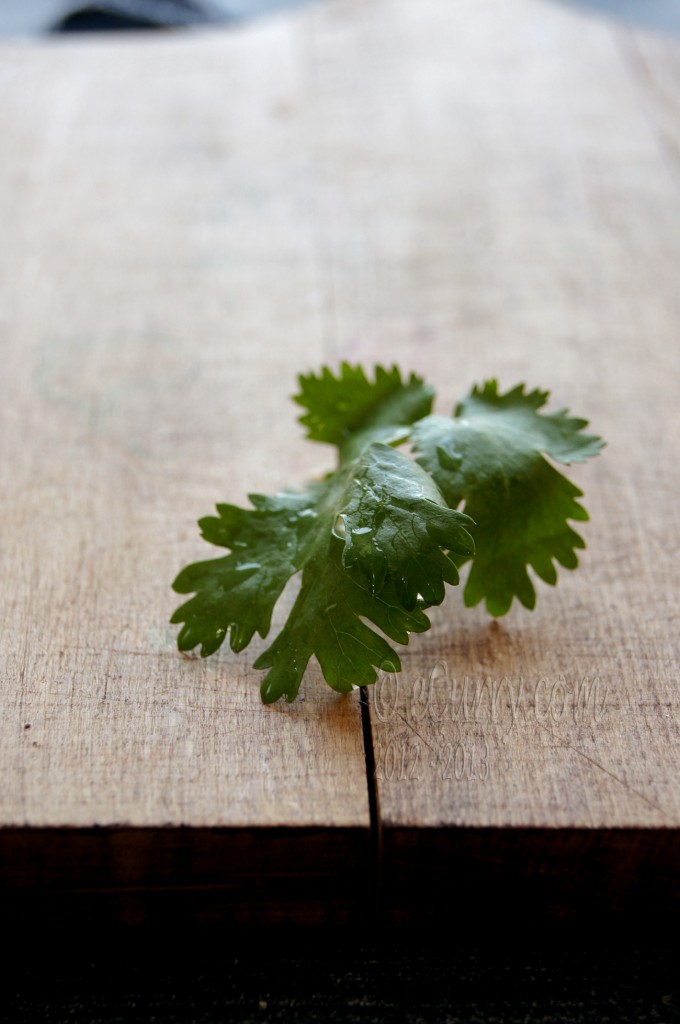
[359,686,383,922]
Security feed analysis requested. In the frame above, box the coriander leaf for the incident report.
[295,362,433,458]
[253,443,474,702]
[411,381,604,616]
[170,491,319,656]
[254,540,431,704]
[457,381,605,464]
[171,437,471,702]
[171,365,603,702]
[339,443,474,608]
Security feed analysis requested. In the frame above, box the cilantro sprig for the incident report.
[171,365,604,703]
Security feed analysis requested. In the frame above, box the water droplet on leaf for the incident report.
[332,515,346,539]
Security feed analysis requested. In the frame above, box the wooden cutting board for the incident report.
[1,0,678,928]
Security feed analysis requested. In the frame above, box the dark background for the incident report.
[5,933,680,1023]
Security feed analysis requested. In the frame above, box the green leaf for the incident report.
[254,540,431,704]
[170,491,319,656]
[411,381,604,616]
[294,362,434,458]
[339,443,474,608]
[253,444,473,703]
[457,381,605,464]
[171,433,471,703]
[171,365,604,701]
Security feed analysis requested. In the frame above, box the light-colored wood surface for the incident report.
[1,0,679,919]
[0,17,370,831]
[356,0,680,833]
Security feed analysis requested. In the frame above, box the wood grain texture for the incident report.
[0,23,370,837]
[1,0,679,923]
[339,0,680,916]
[303,0,680,913]
[339,0,680,812]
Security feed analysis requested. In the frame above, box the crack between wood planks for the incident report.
[359,686,383,920]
